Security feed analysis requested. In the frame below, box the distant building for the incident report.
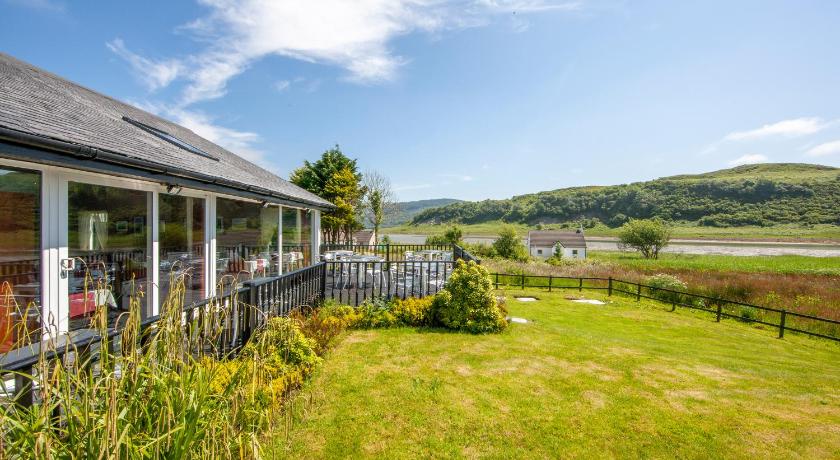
[352,229,376,245]
[527,230,587,259]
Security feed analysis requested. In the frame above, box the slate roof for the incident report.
[528,230,587,248]
[0,53,331,209]
[352,229,376,245]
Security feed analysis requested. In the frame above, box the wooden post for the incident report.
[779,309,787,338]
[495,273,499,289]
[716,304,722,322]
[548,275,553,293]
[579,277,583,292]
[636,283,641,301]
[521,273,525,290]
[608,277,612,296]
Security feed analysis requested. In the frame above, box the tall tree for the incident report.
[290,146,364,243]
[362,170,397,241]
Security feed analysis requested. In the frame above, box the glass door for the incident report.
[67,182,151,330]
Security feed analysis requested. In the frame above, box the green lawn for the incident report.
[273,291,840,459]
[383,222,840,242]
[589,251,840,276]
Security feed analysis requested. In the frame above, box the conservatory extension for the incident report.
[0,53,331,350]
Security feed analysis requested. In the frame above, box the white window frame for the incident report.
[0,157,320,338]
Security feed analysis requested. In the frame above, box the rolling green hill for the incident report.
[370,198,462,227]
[411,163,840,228]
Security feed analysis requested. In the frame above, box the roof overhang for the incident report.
[0,127,335,211]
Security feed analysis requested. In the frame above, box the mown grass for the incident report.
[383,222,840,242]
[272,291,840,459]
[590,251,840,276]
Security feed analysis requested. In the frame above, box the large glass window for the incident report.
[68,183,150,330]
[216,198,279,283]
[159,195,205,307]
[282,207,312,272]
[0,168,40,351]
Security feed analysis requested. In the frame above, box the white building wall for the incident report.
[529,245,586,259]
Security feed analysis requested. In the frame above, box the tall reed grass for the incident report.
[1,265,319,459]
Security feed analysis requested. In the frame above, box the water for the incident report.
[384,234,840,257]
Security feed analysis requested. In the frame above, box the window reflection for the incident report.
[68,183,150,330]
[0,168,40,351]
[282,207,312,272]
[159,195,205,307]
[216,198,278,283]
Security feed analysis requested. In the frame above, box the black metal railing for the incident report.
[1,263,327,408]
[453,244,481,264]
[324,260,453,306]
[490,273,840,343]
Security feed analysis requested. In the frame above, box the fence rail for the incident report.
[323,260,453,306]
[491,272,840,343]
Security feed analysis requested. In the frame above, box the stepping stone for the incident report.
[509,317,529,324]
[572,299,606,305]
[514,297,538,302]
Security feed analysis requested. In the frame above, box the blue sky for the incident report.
[2,0,840,201]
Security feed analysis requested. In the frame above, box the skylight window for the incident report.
[123,116,219,161]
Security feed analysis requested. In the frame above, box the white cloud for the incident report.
[109,1,578,170]
[723,117,828,142]
[4,0,65,12]
[438,173,474,182]
[728,154,768,166]
[806,140,840,157]
[130,100,268,167]
[111,0,580,105]
[394,183,433,192]
[107,39,184,91]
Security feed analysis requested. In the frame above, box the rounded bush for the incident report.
[433,260,507,333]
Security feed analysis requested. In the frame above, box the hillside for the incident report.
[411,163,840,228]
[371,198,462,227]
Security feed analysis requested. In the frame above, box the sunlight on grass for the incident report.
[273,291,840,459]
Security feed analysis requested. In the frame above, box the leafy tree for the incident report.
[492,225,527,261]
[618,218,672,259]
[425,225,463,245]
[362,170,397,241]
[290,146,365,243]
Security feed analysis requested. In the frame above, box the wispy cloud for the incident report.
[723,117,828,142]
[111,1,580,105]
[728,154,768,166]
[108,1,578,169]
[4,0,65,13]
[107,39,183,91]
[437,173,474,182]
[131,100,268,168]
[274,80,291,92]
[394,183,433,192]
[806,140,840,157]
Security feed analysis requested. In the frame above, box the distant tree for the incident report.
[425,226,463,245]
[362,170,397,241]
[492,226,527,261]
[291,146,365,243]
[617,218,671,259]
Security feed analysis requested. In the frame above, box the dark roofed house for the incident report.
[527,230,587,259]
[0,53,331,341]
[352,229,376,246]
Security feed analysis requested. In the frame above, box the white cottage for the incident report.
[0,53,332,346]
[527,230,587,259]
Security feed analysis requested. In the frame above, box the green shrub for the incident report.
[355,297,398,329]
[647,273,687,304]
[391,296,435,326]
[434,260,507,333]
[242,316,321,371]
[492,225,528,261]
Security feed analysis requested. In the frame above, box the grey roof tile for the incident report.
[0,53,331,208]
